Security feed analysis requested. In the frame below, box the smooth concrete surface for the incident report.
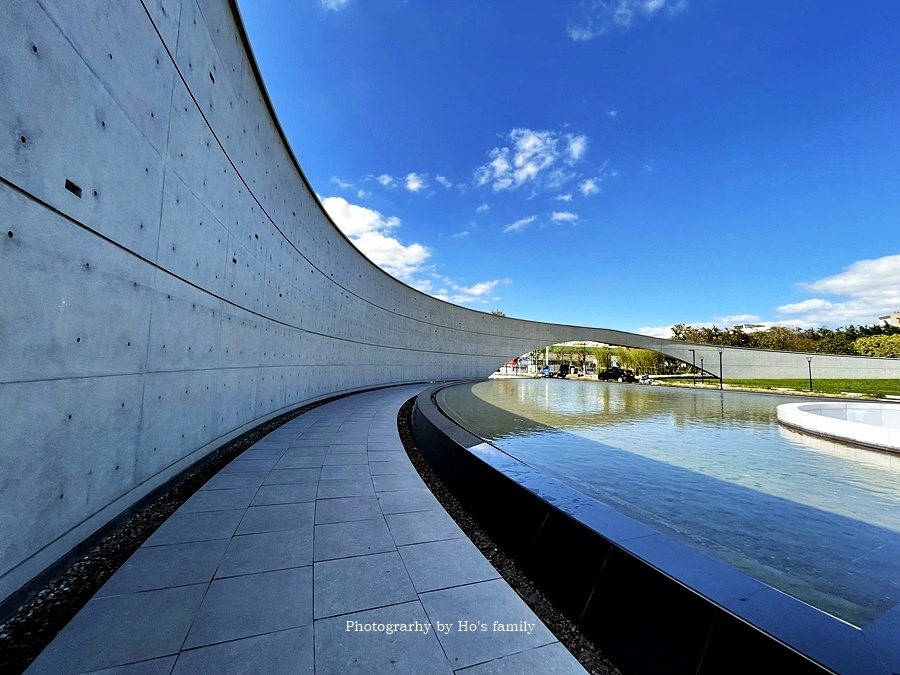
[26,385,585,674]
[3,0,900,610]
[777,402,900,453]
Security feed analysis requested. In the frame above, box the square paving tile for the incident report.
[385,510,465,546]
[97,539,229,597]
[314,601,451,674]
[314,552,417,618]
[316,477,374,499]
[275,454,326,470]
[368,451,407,462]
[143,510,244,547]
[251,483,318,506]
[369,460,418,476]
[398,538,500,593]
[264,468,321,485]
[327,443,367,453]
[184,567,313,648]
[26,584,207,674]
[238,447,288,460]
[455,642,585,674]
[282,446,329,457]
[201,471,268,491]
[320,464,371,480]
[322,452,368,466]
[236,503,315,535]
[376,488,440,515]
[372,473,427,493]
[84,656,177,675]
[220,458,279,473]
[420,580,555,669]
[315,496,382,524]
[177,488,258,514]
[314,518,395,561]
[173,626,313,675]
[216,529,313,578]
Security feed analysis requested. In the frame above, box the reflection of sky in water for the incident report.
[437,379,900,627]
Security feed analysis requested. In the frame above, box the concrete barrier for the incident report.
[777,402,900,453]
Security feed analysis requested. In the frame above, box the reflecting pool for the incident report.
[437,379,900,627]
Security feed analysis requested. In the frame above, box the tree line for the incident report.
[670,323,900,358]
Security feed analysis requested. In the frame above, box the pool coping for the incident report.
[777,401,900,455]
[413,384,900,675]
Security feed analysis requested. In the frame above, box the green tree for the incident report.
[853,335,900,357]
[489,309,506,317]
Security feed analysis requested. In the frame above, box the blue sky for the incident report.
[238,0,900,336]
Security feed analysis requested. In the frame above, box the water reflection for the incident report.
[437,379,900,627]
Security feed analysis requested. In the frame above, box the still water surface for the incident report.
[437,378,900,627]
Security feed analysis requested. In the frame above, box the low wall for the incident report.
[777,402,900,453]
[2,0,900,609]
[412,385,897,674]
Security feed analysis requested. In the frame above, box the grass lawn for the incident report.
[660,376,900,398]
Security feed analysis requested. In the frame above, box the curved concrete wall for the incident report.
[2,0,899,606]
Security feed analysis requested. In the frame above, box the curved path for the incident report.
[26,384,584,674]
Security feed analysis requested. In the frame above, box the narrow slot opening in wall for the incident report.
[65,179,82,198]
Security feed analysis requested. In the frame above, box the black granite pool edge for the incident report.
[412,384,898,675]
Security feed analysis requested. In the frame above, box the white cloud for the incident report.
[608,110,618,118]
[474,129,588,193]
[376,174,395,188]
[357,189,370,199]
[503,215,536,234]
[476,204,490,213]
[450,230,469,238]
[322,0,350,10]
[568,0,687,41]
[579,178,600,196]
[555,193,573,202]
[637,325,674,339]
[433,279,512,305]
[566,134,588,163]
[551,211,579,223]
[405,172,428,192]
[714,314,763,324]
[775,254,900,326]
[331,176,353,188]
[435,175,452,188]
[321,196,430,281]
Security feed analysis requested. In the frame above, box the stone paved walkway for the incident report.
[27,384,584,674]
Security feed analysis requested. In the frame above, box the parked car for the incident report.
[540,366,552,377]
[598,367,636,382]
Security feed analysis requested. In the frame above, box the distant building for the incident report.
[878,311,900,328]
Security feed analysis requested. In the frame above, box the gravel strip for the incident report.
[396,396,621,675]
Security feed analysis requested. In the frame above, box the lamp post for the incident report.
[689,349,696,385]
[807,356,813,392]
[717,347,724,390]
[700,357,704,385]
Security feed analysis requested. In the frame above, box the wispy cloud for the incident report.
[321,196,429,281]
[322,0,350,11]
[568,0,688,41]
[776,254,900,326]
[608,110,618,118]
[435,175,452,188]
[331,176,353,188]
[375,174,395,188]
[579,178,600,196]
[357,189,370,199]
[476,203,490,213]
[555,193,573,202]
[433,278,512,305]
[405,172,428,193]
[566,134,588,163]
[551,211,579,223]
[503,215,537,234]
[474,128,588,193]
